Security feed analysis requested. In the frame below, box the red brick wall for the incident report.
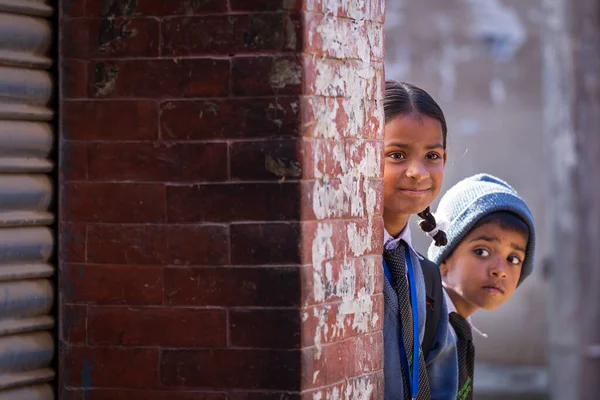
[59,0,384,398]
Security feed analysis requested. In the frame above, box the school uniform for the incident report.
[383,225,458,400]
[443,289,487,400]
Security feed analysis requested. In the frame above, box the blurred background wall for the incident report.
[385,1,549,398]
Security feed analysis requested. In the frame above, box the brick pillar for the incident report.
[59,1,385,398]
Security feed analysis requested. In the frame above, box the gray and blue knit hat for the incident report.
[427,173,536,286]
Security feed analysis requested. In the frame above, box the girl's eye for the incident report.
[474,248,490,257]
[426,152,442,160]
[508,255,522,265]
[388,152,406,160]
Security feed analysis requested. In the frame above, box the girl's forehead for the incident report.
[384,114,444,144]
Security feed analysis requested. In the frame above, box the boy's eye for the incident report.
[508,255,522,265]
[474,248,490,257]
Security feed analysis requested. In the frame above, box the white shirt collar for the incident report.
[383,223,424,260]
[443,287,488,338]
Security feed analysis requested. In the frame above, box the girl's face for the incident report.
[383,113,447,219]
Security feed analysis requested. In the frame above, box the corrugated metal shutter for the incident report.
[0,0,55,399]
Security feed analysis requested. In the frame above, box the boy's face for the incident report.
[383,114,447,219]
[441,221,527,317]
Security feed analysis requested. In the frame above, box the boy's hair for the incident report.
[474,211,529,237]
[384,80,449,246]
[445,211,530,260]
[427,174,536,286]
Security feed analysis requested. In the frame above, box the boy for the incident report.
[427,174,536,400]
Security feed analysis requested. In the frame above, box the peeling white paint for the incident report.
[346,222,372,257]
[305,4,384,385]
[312,376,375,400]
[311,223,335,303]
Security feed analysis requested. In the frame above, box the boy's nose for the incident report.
[490,259,508,278]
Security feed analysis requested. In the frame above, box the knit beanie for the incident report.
[427,173,536,286]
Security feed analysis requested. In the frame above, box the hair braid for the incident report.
[417,206,448,247]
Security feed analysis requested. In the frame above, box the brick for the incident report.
[162,14,297,56]
[160,349,300,390]
[63,183,165,223]
[63,18,159,59]
[162,16,233,56]
[60,222,86,263]
[63,100,158,141]
[229,394,300,400]
[61,304,87,344]
[230,309,300,349]
[299,220,348,266]
[230,140,302,181]
[301,219,383,265]
[230,0,301,11]
[87,224,228,265]
[300,95,383,140]
[301,294,384,347]
[63,390,226,400]
[366,178,384,216]
[166,183,300,223]
[352,332,384,375]
[86,0,226,17]
[60,141,87,181]
[232,56,301,96]
[160,98,300,140]
[62,0,85,17]
[89,59,229,98]
[304,0,384,21]
[301,338,376,388]
[165,267,300,307]
[300,97,344,138]
[88,306,227,347]
[62,346,159,387]
[232,14,286,53]
[87,142,227,182]
[303,57,382,100]
[301,372,384,399]
[62,60,88,98]
[230,223,300,265]
[323,340,356,384]
[62,264,163,305]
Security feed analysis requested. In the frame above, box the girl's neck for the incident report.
[383,211,410,238]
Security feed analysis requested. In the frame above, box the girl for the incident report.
[382,81,457,399]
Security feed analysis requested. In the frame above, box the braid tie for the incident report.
[417,207,448,247]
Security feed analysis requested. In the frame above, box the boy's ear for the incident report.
[439,260,448,277]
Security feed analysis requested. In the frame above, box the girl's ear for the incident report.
[439,260,449,277]
[442,149,448,167]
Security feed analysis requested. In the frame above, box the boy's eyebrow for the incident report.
[385,142,444,150]
[469,235,498,243]
[511,243,527,253]
[470,235,527,253]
